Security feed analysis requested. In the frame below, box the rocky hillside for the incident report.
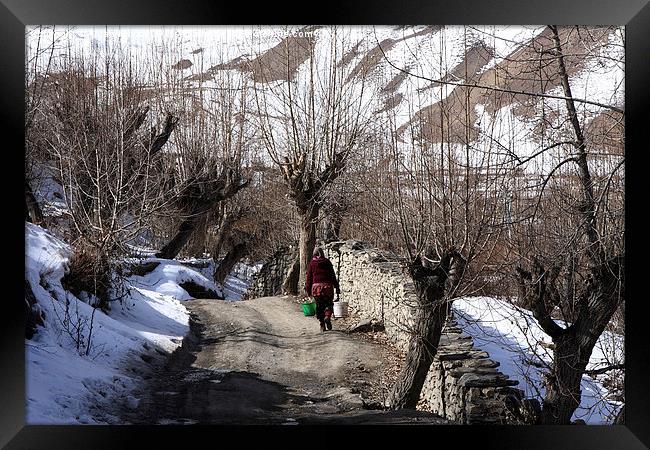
[35,25,623,168]
[174,25,623,147]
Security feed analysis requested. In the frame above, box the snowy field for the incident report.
[25,223,256,424]
[453,296,624,424]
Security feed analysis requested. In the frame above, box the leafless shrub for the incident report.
[61,243,111,311]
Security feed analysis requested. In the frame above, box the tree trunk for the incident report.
[517,257,623,424]
[548,258,623,423]
[25,180,45,226]
[187,214,208,258]
[297,205,319,294]
[214,242,248,285]
[388,287,447,409]
[283,255,301,295]
[539,332,587,424]
[156,215,200,260]
[212,211,236,261]
[388,250,465,409]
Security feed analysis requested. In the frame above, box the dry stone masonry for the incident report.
[245,240,535,424]
[244,245,298,298]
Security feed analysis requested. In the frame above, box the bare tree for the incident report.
[364,27,509,408]
[253,26,376,293]
[27,30,186,308]
[388,248,466,408]
[367,25,624,417]
[514,25,624,424]
[155,61,253,259]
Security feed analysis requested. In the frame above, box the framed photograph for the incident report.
[4,0,648,447]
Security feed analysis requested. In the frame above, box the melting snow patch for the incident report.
[24,223,221,424]
[452,296,624,424]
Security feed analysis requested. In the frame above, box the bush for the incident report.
[61,244,111,311]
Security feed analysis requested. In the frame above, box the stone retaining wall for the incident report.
[244,245,298,298]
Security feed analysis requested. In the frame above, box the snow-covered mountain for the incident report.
[29,25,623,178]
[27,25,624,186]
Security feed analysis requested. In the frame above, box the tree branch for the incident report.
[584,363,624,376]
[148,113,179,156]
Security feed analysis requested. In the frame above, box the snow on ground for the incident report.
[222,262,262,300]
[24,225,623,425]
[25,223,224,424]
[178,257,261,301]
[125,257,223,301]
[452,296,624,424]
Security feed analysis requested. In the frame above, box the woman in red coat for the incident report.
[305,247,340,332]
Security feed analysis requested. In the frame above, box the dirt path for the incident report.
[120,296,447,425]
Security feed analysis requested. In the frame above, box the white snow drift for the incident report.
[25,223,219,424]
[453,296,624,424]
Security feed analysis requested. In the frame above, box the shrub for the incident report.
[61,244,111,311]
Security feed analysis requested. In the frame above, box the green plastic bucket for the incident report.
[301,302,317,316]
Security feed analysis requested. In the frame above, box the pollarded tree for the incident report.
[388,248,467,409]
[513,25,624,424]
[156,161,250,259]
[155,57,254,259]
[366,26,515,409]
[252,26,377,294]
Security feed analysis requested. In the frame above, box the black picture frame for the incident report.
[3,0,649,448]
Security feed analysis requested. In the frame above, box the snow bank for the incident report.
[452,296,624,424]
[222,262,262,300]
[25,223,215,424]
[125,257,224,301]
[178,257,261,301]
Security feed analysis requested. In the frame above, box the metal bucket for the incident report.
[333,301,348,318]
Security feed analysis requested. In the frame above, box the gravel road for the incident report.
[120,296,447,425]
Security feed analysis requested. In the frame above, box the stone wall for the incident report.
[245,240,532,424]
[244,245,297,299]
[422,320,528,424]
